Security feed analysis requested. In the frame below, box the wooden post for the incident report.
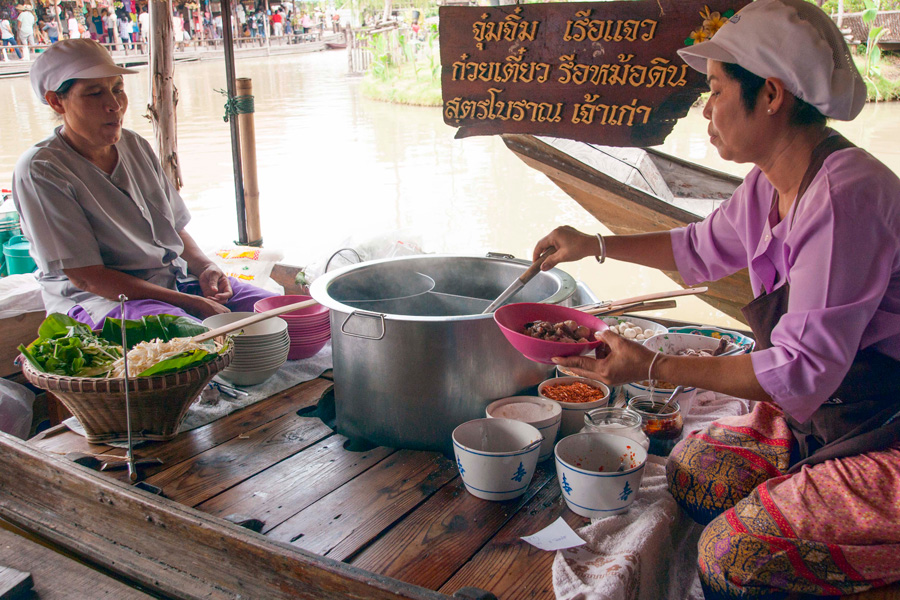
[236,77,262,245]
[53,0,62,46]
[264,0,270,54]
[220,0,249,244]
[148,0,183,190]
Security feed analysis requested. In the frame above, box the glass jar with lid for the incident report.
[580,407,650,450]
[627,395,685,457]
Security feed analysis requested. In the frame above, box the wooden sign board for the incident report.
[440,0,750,147]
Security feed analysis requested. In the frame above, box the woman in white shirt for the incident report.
[1,11,20,60]
[66,12,79,39]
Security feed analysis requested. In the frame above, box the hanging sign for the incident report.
[439,0,750,147]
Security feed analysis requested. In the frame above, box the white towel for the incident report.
[553,391,751,600]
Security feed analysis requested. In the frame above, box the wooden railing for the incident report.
[348,22,403,75]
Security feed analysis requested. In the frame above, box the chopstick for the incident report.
[580,287,708,315]
[596,300,677,316]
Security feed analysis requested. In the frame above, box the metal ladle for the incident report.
[658,385,685,416]
[481,247,556,314]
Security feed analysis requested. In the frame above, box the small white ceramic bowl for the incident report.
[202,312,288,338]
[601,316,667,343]
[486,396,562,462]
[452,418,542,501]
[538,376,611,439]
[555,432,648,518]
[620,333,726,414]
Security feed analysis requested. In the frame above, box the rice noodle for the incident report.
[107,337,222,378]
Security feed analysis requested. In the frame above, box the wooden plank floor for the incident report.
[0,526,157,599]
[28,376,590,599]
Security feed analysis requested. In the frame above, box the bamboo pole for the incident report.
[264,0,270,54]
[148,0,183,190]
[53,0,62,47]
[220,0,249,244]
[236,77,262,245]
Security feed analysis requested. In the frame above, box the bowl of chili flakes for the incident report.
[538,376,611,438]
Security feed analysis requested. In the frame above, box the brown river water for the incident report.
[2,50,899,328]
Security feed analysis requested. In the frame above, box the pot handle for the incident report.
[340,310,386,340]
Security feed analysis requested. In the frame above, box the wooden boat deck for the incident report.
[6,374,583,599]
[5,372,900,598]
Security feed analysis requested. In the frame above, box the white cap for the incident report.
[677,0,866,121]
[30,38,138,105]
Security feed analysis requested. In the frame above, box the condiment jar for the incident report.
[580,407,650,451]
[627,395,685,457]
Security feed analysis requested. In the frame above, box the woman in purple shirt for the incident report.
[536,0,900,597]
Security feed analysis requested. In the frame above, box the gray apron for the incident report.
[739,134,900,473]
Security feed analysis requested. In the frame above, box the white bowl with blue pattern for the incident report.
[555,432,648,518]
[452,418,542,501]
[486,396,561,462]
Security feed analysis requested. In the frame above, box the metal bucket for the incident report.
[309,254,579,454]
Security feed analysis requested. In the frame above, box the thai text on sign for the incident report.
[439,0,750,147]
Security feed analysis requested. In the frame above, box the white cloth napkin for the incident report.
[552,391,751,600]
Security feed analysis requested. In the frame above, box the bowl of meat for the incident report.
[493,303,608,365]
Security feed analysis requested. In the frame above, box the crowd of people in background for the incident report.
[1,1,346,62]
[1,2,151,60]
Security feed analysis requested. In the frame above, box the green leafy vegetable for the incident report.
[19,313,123,377]
[20,313,222,378]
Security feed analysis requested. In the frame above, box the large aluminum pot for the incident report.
[309,254,579,454]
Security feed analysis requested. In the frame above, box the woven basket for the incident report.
[21,346,234,444]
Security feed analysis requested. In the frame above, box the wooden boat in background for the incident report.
[502,133,754,324]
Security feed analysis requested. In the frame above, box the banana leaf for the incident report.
[136,338,232,377]
[100,314,209,348]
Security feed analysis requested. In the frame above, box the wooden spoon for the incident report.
[192,299,319,343]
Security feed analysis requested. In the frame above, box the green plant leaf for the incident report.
[22,313,123,376]
[37,313,92,340]
[100,314,209,348]
[138,348,216,377]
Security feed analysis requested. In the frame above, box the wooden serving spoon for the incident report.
[192,299,320,343]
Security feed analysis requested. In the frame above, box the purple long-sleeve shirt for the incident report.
[671,143,900,423]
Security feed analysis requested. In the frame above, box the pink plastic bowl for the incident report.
[254,295,329,320]
[287,339,329,360]
[494,303,608,364]
[290,332,331,343]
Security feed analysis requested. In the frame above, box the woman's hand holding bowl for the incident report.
[552,329,656,388]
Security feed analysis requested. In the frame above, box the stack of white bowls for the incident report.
[201,312,290,386]
[253,295,330,360]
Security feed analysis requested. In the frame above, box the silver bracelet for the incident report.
[595,233,606,264]
[648,351,661,384]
